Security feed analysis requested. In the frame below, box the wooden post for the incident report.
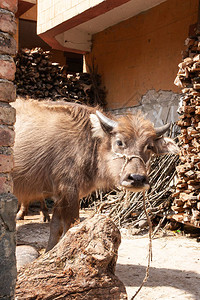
[196,0,200,34]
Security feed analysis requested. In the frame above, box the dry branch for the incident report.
[89,154,179,231]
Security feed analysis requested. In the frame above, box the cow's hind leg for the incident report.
[40,199,50,222]
[16,203,28,220]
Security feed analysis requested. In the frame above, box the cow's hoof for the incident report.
[16,214,25,220]
[41,214,50,223]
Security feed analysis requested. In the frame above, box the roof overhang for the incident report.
[16,0,36,18]
[38,0,166,53]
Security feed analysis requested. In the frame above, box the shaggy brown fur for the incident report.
[12,99,178,251]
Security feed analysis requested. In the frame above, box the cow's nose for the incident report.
[127,174,148,186]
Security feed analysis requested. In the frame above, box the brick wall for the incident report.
[0,1,18,299]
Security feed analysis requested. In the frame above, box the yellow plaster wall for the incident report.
[86,0,199,109]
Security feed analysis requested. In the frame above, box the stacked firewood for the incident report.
[14,48,106,107]
[173,36,200,227]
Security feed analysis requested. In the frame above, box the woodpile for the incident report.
[173,36,200,228]
[14,48,106,107]
[16,215,127,300]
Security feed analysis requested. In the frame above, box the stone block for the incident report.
[0,146,13,155]
[0,0,18,13]
[0,194,18,299]
[0,103,16,125]
[16,246,39,271]
[0,9,17,35]
[0,154,13,172]
[0,174,13,193]
[0,79,16,102]
[0,126,15,146]
[0,55,16,80]
[0,32,16,56]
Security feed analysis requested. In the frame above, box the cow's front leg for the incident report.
[46,194,79,252]
[46,206,62,252]
[62,197,79,236]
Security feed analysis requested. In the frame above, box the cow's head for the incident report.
[90,111,179,192]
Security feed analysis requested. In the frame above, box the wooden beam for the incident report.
[15,1,35,18]
[196,0,200,34]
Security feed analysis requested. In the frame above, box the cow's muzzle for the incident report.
[113,152,149,191]
[121,174,149,191]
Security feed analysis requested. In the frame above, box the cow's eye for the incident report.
[116,139,124,147]
[147,144,154,151]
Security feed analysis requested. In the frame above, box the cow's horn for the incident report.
[96,110,118,131]
[155,123,170,136]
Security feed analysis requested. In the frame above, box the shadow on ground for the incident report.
[116,263,200,300]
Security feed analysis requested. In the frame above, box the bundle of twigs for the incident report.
[89,153,179,230]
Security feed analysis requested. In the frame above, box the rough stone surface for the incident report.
[0,154,13,172]
[16,215,127,300]
[0,194,18,300]
[16,221,50,250]
[16,245,39,271]
[0,55,16,81]
[140,89,180,126]
[112,89,181,131]
[0,0,18,13]
[0,79,16,102]
[0,1,17,298]
[0,174,13,193]
[0,9,17,35]
[0,32,16,56]
[0,126,15,146]
[0,103,16,125]
[0,145,13,155]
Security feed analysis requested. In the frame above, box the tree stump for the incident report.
[16,215,127,300]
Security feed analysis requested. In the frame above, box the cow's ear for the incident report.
[90,111,117,138]
[153,137,179,155]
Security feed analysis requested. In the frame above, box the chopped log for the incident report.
[16,215,127,300]
[14,47,107,107]
[172,35,200,228]
[171,205,185,213]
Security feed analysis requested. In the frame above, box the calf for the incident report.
[12,99,178,250]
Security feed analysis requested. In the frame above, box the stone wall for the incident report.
[0,1,17,299]
[110,90,181,137]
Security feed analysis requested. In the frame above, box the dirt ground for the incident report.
[16,210,200,300]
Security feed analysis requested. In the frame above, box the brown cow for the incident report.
[12,99,178,251]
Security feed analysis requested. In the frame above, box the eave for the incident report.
[38,0,166,53]
[16,0,36,18]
